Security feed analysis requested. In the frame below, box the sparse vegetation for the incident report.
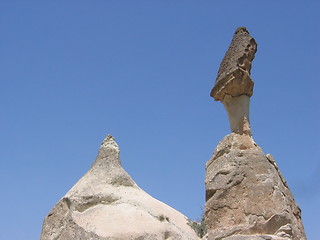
[187,216,207,238]
[157,214,170,222]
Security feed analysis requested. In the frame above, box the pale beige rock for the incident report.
[222,94,251,136]
[40,135,200,240]
[204,133,306,240]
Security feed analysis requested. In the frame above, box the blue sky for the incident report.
[0,1,319,239]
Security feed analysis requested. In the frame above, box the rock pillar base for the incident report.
[204,133,306,240]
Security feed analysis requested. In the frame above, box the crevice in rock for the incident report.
[206,189,216,201]
[266,154,288,189]
[68,195,120,213]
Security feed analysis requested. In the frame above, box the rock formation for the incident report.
[205,27,306,239]
[211,27,257,136]
[40,135,200,240]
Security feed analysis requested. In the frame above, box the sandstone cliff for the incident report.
[40,135,200,240]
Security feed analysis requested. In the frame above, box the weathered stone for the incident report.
[40,135,200,240]
[222,94,251,136]
[210,27,257,101]
[211,27,257,135]
[204,133,306,240]
[206,27,306,239]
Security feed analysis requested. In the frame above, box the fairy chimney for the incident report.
[211,27,257,135]
[205,27,306,240]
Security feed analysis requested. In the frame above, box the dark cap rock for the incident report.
[211,27,257,101]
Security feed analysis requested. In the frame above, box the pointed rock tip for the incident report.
[91,134,121,169]
[235,26,249,34]
[100,134,120,152]
[102,134,115,143]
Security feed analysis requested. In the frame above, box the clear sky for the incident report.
[0,1,319,239]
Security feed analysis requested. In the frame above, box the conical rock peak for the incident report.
[40,135,200,240]
[91,135,122,170]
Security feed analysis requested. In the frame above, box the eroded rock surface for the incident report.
[210,27,257,101]
[210,27,257,135]
[40,135,200,240]
[204,134,306,240]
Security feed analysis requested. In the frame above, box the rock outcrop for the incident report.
[40,135,200,240]
[210,27,257,102]
[205,134,306,239]
[211,27,257,136]
[205,27,306,239]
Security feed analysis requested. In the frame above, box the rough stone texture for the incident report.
[206,27,306,239]
[40,135,200,240]
[205,133,306,240]
[210,27,257,135]
[210,27,257,101]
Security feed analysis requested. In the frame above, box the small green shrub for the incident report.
[187,217,206,238]
[157,214,169,222]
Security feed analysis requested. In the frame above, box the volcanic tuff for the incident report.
[205,27,306,239]
[41,26,306,240]
[40,135,200,240]
[204,134,306,239]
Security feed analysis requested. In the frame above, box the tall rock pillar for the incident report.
[205,27,306,240]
